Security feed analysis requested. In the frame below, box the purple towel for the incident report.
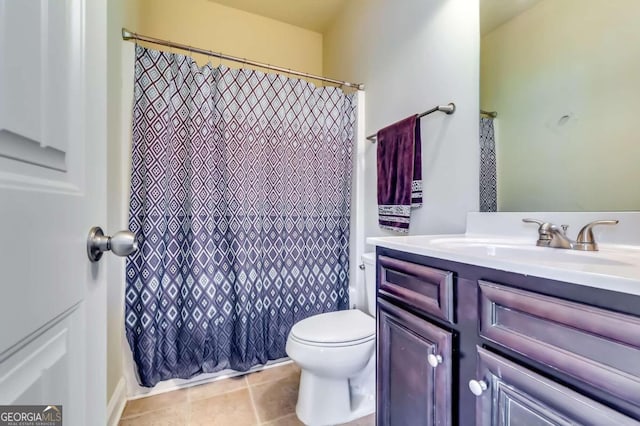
[377,115,422,233]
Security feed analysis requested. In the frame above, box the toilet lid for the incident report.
[290,310,375,345]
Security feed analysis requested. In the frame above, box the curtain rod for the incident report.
[366,103,456,142]
[121,28,365,91]
[481,109,497,118]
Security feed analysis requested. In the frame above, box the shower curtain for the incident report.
[126,46,356,387]
[479,117,497,212]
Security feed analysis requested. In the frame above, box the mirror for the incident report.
[480,0,640,211]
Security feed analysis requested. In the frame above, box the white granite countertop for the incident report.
[366,212,640,297]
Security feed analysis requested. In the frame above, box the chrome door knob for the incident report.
[427,354,443,368]
[468,379,488,396]
[87,226,138,262]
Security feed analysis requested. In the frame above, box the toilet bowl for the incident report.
[286,253,377,426]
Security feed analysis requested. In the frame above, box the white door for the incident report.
[0,0,107,425]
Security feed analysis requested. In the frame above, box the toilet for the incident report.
[286,253,377,426]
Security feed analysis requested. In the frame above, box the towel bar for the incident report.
[366,103,455,142]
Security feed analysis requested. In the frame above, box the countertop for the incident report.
[367,233,640,297]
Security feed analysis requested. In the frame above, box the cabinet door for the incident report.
[377,298,452,426]
[473,347,638,425]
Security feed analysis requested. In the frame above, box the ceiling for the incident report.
[480,0,542,35]
[210,0,542,37]
[209,0,349,33]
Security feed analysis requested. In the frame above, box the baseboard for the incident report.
[107,377,127,426]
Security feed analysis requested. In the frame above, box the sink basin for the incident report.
[426,237,631,266]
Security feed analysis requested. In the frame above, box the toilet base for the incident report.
[295,365,375,426]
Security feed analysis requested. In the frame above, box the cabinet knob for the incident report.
[427,354,443,368]
[468,379,488,396]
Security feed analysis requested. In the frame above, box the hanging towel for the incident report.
[377,115,422,233]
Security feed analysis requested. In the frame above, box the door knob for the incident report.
[87,226,138,262]
[468,379,488,396]
[427,354,443,368]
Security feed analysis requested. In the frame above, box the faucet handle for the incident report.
[575,220,619,251]
[522,218,552,245]
[522,218,544,226]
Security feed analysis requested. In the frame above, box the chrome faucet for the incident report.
[522,219,619,251]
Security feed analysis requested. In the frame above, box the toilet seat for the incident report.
[289,332,375,348]
[290,310,375,347]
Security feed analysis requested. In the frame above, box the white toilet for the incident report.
[286,253,377,426]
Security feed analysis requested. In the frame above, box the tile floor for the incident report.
[119,362,375,426]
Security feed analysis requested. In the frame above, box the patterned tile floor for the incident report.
[119,362,375,425]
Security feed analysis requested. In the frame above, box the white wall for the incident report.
[106,0,137,405]
[324,0,480,251]
[481,0,640,211]
[106,0,138,412]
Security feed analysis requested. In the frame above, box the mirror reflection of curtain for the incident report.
[479,117,497,212]
[126,46,356,387]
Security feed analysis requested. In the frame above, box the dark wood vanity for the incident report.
[375,246,640,425]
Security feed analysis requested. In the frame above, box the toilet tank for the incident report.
[361,253,377,316]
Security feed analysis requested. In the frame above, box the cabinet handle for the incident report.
[427,354,443,368]
[468,379,488,396]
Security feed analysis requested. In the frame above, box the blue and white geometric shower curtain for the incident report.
[126,46,356,387]
[479,117,497,212]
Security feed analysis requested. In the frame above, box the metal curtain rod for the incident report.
[481,109,497,118]
[366,103,456,142]
[121,28,365,91]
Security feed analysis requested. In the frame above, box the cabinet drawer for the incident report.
[378,256,454,323]
[479,280,640,410]
[474,347,637,425]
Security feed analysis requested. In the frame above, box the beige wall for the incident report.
[481,0,640,211]
[135,0,323,74]
[324,0,480,243]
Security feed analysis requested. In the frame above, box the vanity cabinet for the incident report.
[375,247,640,425]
